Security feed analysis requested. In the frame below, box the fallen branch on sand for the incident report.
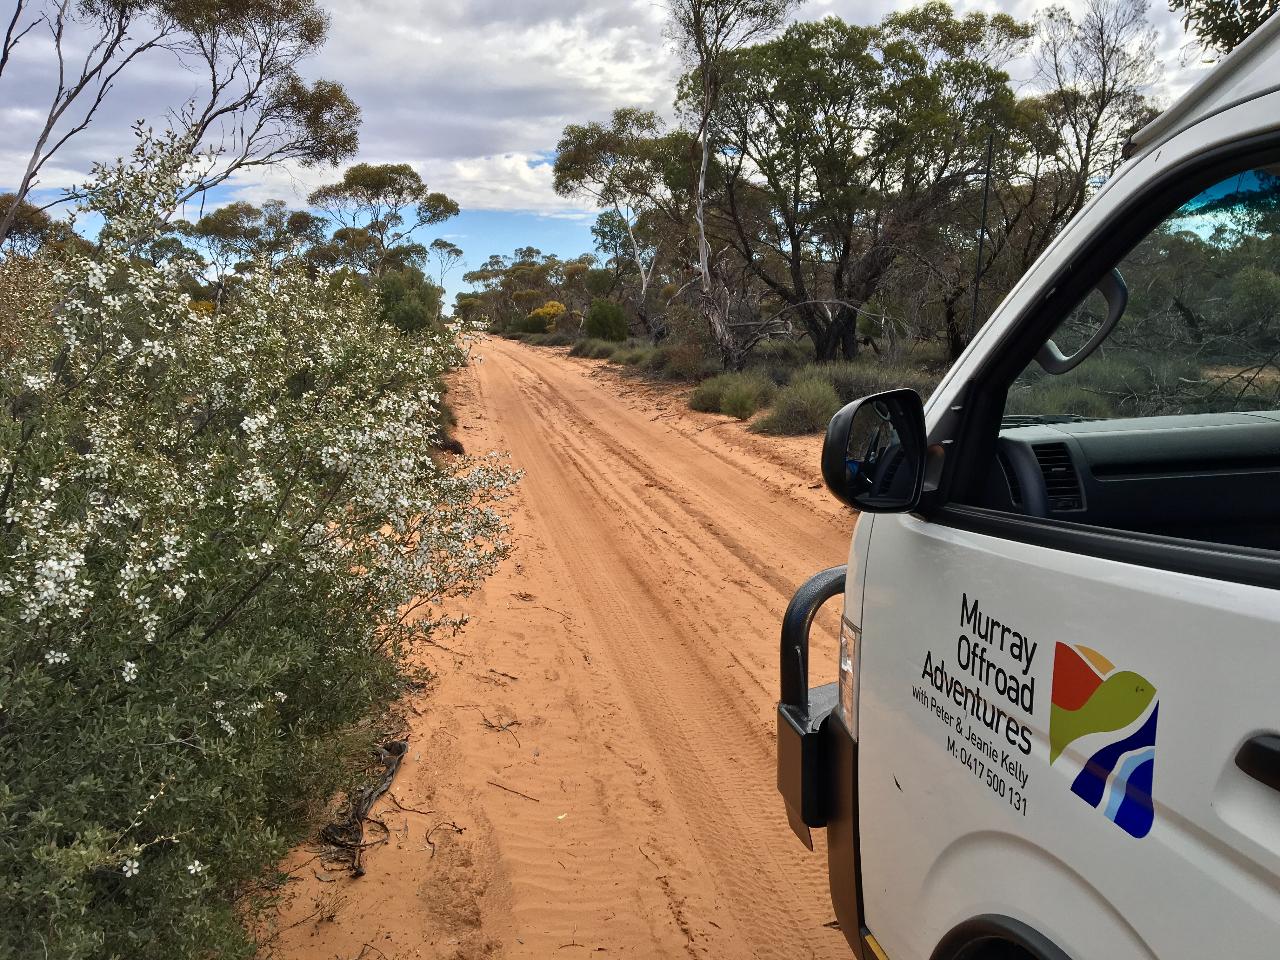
[320,740,409,877]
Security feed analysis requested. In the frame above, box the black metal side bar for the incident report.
[777,565,847,848]
[779,565,847,718]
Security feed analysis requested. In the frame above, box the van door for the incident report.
[854,151,1280,957]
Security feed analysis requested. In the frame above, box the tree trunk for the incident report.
[839,323,859,361]
[943,293,967,361]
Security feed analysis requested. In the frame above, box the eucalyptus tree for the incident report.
[666,0,800,366]
[1170,0,1279,56]
[555,109,670,336]
[911,0,1160,358]
[0,0,360,248]
[711,4,1028,360]
[308,163,459,278]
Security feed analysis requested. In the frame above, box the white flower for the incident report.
[121,661,138,682]
[122,858,140,878]
[187,860,205,876]
[44,650,69,665]
[273,690,287,702]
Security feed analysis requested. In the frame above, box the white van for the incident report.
[778,15,1280,960]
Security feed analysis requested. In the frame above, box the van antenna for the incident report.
[969,132,995,341]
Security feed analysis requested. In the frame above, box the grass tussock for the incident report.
[688,371,776,419]
[751,378,842,435]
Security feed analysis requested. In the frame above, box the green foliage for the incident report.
[688,371,774,416]
[570,337,620,359]
[1007,352,1203,419]
[588,339,620,359]
[0,135,514,959]
[1230,266,1280,332]
[585,267,618,298]
[651,340,717,381]
[611,345,648,365]
[520,299,567,334]
[307,163,459,277]
[1170,0,1278,56]
[584,298,629,341]
[792,360,943,405]
[746,337,812,383]
[689,373,735,412]
[378,267,444,334]
[529,332,574,347]
[720,372,777,418]
[752,378,842,434]
[0,192,77,256]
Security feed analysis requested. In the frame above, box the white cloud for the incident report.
[0,0,1212,220]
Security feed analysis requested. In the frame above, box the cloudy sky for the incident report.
[2,0,1210,304]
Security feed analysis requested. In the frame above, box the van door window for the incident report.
[979,164,1280,550]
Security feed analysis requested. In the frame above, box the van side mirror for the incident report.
[821,389,927,512]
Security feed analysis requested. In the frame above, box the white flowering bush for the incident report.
[0,133,515,957]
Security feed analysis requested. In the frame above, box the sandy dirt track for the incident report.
[272,338,855,960]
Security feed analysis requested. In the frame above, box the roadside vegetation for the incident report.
[0,3,512,957]
[469,0,1280,434]
[459,0,1169,433]
[0,133,516,959]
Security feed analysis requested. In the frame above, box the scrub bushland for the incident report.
[0,133,517,958]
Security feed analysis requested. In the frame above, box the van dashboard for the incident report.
[982,412,1280,550]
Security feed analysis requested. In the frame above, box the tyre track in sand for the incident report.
[272,337,854,960]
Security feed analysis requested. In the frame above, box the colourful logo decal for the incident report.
[1050,643,1157,838]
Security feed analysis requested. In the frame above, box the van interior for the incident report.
[969,162,1280,551]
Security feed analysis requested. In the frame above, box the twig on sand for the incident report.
[388,793,432,816]
[424,637,470,658]
[424,820,464,859]
[487,779,540,803]
[463,705,523,746]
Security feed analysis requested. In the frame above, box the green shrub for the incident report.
[570,338,602,357]
[689,372,736,412]
[747,337,812,384]
[0,134,515,958]
[613,346,656,366]
[569,337,621,359]
[752,378,842,434]
[519,299,566,334]
[642,345,672,372]
[377,267,443,334]
[645,341,716,381]
[792,360,943,406]
[541,332,574,347]
[584,298,628,342]
[720,371,776,419]
[688,371,774,417]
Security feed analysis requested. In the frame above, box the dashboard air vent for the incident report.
[1033,442,1084,512]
